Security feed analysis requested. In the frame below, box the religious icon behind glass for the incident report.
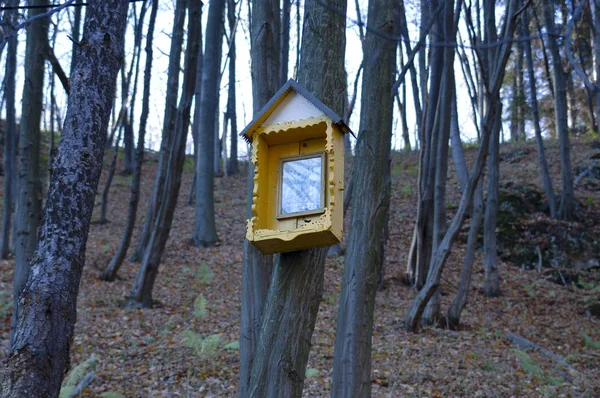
[240,79,351,254]
[278,153,325,219]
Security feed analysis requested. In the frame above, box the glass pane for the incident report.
[280,155,323,215]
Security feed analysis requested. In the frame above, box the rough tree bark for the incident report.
[191,0,225,247]
[128,0,201,308]
[12,0,49,345]
[132,0,186,261]
[101,0,159,282]
[331,0,397,395]
[239,0,279,395]
[0,2,128,395]
[246,1,347,396]
[0,0,18,259]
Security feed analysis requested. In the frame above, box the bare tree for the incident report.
[542,0,575,220]
[404,0,520,332]
[239,0,279,394]
[331,0,398,395]
[226,0,239,176]
[522,2,556,217]
[128,0,201,308]
[0,2,128,395]
[12,0,49,344]
[132,0,186,261]
[191,0,225,247]
[0,0,18,259]
[246,0,347,396]
[101,0,159,282]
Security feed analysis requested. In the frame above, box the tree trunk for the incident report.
[522,4,557,218]
[12,0,49,345]
[132,0,186,261]
[70,0,83,75]
[0,0,18,259]
[542,0,574,221]
[100,0,159,282]
[422,0,456,327]
[188,2,204,206]
[447,181,483,329]
[404,0,519,332]
[331,1,397,395]
[128,0,201,308]
[246,0,347,396]
[239,0,280,394]
[483,108,502,297]
[280,0,291,86]
[192,0,225,247]
[226,0,239,176]
[0,2,128,395]
[98,127,122,224]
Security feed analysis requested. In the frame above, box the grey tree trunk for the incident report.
[331,1,397,396]
[422,0,456,326]
[239,0,279,395]
[192,0,225,247]
[594,0,600,132]
[280,0,291,87]
[12,0,49,345]
[128,0,201,308]
[404,0,519,332]
[132,0,186,261]
[226,0,238,176]
[522,4,556,218]
[70,0,83,75]
[246,0,347,396]
[483,108,502,297]
[188,2,204,205]
[0,0,18,259]
[542,0,575,220]
[0,2,128,395]
[98,127,123,224]
[101,0,159,282]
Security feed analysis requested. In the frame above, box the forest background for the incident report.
[0,0,599,396]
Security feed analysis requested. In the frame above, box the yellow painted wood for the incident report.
[246,114,346,254]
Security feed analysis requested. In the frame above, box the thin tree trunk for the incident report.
[522,4,557,218]
[12,0,49,345]
[132,0,186,261]
[331,1,397,395]
[188,2,204,206]
[192,0,225,247]
[280,0,290,86]
[0,2,128,395]
[0,0,18,259]
[226,0,239,176]
[404,0,518,332]
[98,127,123,224]
[239,1,280,394]
[447,180,483,329]
[422,0,456,326]
[483,107,502,297]
[101,0,159,282]
[542,0,575,220]
[128,0,201,308]
[247,0,347,395]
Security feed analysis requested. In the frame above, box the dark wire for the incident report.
[0,0,144,12]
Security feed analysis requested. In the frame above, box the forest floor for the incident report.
[1,137,600,397]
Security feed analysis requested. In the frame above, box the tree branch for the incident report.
[45,44,70,94]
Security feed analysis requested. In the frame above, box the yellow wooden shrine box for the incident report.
[240,79,351,254]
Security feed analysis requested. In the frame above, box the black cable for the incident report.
[0,0,143,12]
